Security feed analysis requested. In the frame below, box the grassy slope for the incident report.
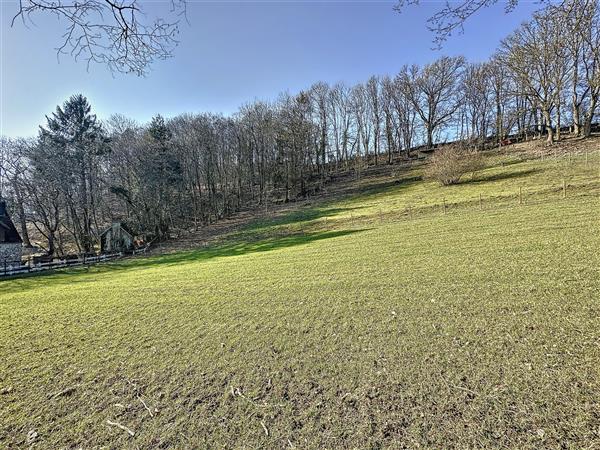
[1,147,600,448]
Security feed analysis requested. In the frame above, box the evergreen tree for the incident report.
[38,94,106,253]
[142,115,183,238]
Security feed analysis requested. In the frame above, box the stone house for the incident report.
[100,221,136,253]
[0,200,23,268]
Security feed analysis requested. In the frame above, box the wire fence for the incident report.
[317,149,600,229]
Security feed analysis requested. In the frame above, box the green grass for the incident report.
[245,149,600,235]
[1,148,600,448]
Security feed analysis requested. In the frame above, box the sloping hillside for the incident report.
[1,139,599,448]
[155,136,600,253]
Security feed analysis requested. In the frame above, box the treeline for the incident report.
[0,0,598,255]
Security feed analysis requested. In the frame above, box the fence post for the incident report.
[563,179,567,198]
[519,187,523,205]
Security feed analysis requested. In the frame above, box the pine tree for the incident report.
[38,94,106,253]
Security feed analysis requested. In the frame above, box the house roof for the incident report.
[100,221,136,238]
[0,201,23,244]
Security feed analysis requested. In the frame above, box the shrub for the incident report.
[425,143,485,185]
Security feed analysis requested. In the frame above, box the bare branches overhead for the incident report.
[11,0,187,76]
[395,0,554,47]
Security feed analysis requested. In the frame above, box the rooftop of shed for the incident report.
[0,201,23,244]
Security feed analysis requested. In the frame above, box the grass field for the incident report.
[1,145,600,448]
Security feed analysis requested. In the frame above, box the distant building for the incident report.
[0,200,23,267]
[100,221,136,253]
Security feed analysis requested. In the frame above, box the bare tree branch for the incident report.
[395,0,555,48]
[11,0,187,76]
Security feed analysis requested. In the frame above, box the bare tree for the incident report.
[389,75,417,157]
[501,15,560,143]
[366,76,382,165]
[488,55,511,142]
[580,1,600,136]
[328,83,353,169]
[554,0,594,135]
[398,57,465,149]
[381,76,398,164]
[11,0,186,75]
[463,62,494,142]
[0,138,33,247]
[351,84,372,175]
[309,82,330,178]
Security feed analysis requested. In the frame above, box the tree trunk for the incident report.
[556,102,561,141]
[13,185,32,247]
[573,103,581,136]
[583,96,598,138]
[16,201,31,248]
[534,109,541,140]
[542,108,554,144]
[572,70,581,136]
[495,93,503,142]
[47,232,55,257]
[385,115,394,164]
[373,130,379,166]
[426,124,434,149]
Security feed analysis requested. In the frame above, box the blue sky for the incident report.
[0,0,540,137]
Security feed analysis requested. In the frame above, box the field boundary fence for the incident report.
[322,149,600,229]
[0,252,123,279]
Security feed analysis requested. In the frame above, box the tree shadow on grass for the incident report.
[243,168,422,235]
[1,228,371,295]
[465,168,542,184]
[243,206,365,233]
[122,228,370,269]
[356,176,422,197]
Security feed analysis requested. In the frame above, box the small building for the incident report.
[0,200,23,267]
[100,221,136,253]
